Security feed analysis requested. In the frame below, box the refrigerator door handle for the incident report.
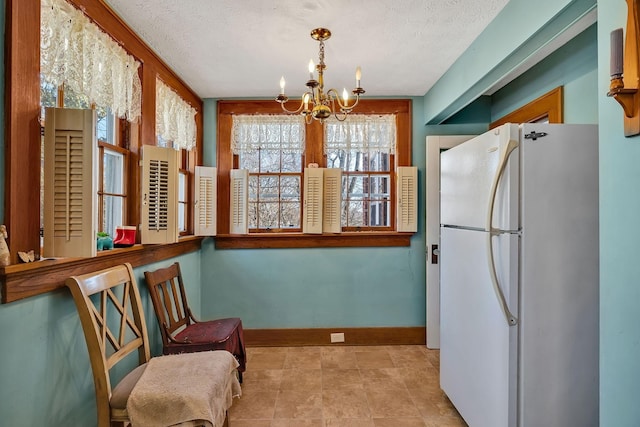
[486,138,519,326]
[485,138,519,234]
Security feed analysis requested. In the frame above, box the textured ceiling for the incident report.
[103,0,510,99]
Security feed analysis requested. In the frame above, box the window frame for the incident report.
[216,99,413,249]
[2,0,203,304]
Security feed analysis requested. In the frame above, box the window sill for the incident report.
[214,232,414,249]
[0,236,204,304]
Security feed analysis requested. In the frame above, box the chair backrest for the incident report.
[144,262,195,346]
[65,263,151,424]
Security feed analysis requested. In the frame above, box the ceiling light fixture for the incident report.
[276,28,365,123]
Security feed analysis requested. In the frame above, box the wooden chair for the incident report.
[144,262,246,382]
[66,263,240,427]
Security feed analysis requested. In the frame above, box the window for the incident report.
[3,0,203,303]
[325,115,396,230]
[232,115,305,231]
[216,99,414,249]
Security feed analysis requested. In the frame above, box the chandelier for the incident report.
[276,28,365,123]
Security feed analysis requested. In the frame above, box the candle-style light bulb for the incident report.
[304,93,310,110]
[309,59,315,79]
[610,28,624,77]
[355,66,362,87]
[342,88,349,105]
[280,76,286,94]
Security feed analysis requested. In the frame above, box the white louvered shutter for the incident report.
[303,167,324,234]
[43,107,97,258]
[141,145,179,244]
[229,169,248,234]
[397,166,418,232]
[194,166,217,236]
[323,168,342,233]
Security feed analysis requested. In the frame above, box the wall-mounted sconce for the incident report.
[607,0,640,137]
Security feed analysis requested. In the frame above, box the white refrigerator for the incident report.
[439,123,599,427]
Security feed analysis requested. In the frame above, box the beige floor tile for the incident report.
[322,368,363,390]
[407,387,459,417]
[229,420,272,427]
[355,350,395,369]
[322,351,359,369]
[271,419,324,426]
[365,387,422,418]
[232,346,465,426]
[373,417,427,427]
[423,415,468,426]
[284,351,322,369]
[322,389,371,419]
[280,368,323,391]
[359,368,406,389]
[250,352,288,370]
[229,390,278,420]
[274,390,323,419]
[240,369,283,392]
[325,418,376,427]
[397,366,440,389]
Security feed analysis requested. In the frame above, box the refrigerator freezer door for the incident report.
[440,227,518,427]
[518,123,599,427]
[440,123,519,231]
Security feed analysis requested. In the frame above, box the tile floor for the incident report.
[229,345,467,427]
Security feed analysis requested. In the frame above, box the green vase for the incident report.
[97,236,113,251]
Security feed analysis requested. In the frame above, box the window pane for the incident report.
[103,150,124,194]
[257,202,279,229]
[178,202,186,232]
[103,195,124,237]
[368,152,390,172]
[239,151,260,172]
[282,151,302,172]
[343,200,366,227]
[343,175,367,200]
[369,201,390,226]
[369,175,390,199]
[248,202,258,229]
[280,202,300,228]
[259,150,280,173]
[40,76,57,112]
[280,176,300,202]
[248,175,258,202]
[259,176,279,201]
[63,85,90,109]
[178,172,186,201]
[96,107,116,144]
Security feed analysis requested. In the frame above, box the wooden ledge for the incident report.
[0,236,204,304]
[214,232,414,249]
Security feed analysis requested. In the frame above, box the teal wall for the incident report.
[490,23,598,124]
[0,254,202,425]
[598,0,640,425]
[199,98,428,328]
[4,0,640,425]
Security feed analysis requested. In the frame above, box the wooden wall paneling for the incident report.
[4,0,42,263]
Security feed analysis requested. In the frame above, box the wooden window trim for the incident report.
[3,0,203,303]
[216,99,413,249]
[490,86,563,128]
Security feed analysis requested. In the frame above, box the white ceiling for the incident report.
[103,0,510,99]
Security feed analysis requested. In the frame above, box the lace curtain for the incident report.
[231,115,305,153]
[324,114,396,154]
[40,0,142,121]
[156,79,197,151]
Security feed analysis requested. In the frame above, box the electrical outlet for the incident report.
[330,332,345,343]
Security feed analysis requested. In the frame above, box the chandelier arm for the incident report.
[278,98,305,115]
[326,88,360,112]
